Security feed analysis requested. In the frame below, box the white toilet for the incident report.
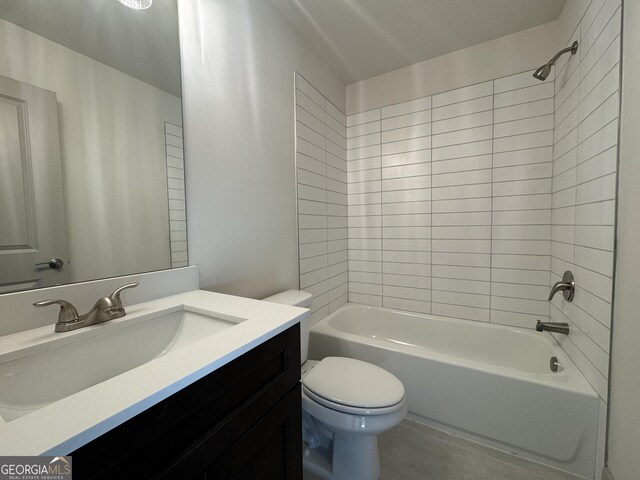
[263,290,407,480]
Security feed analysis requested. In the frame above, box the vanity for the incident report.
[0,280,306,479]
[71,327,301,479]
[71,318,302,479]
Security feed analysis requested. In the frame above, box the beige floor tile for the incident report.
[304,419,583,480]
[379,419,583,480]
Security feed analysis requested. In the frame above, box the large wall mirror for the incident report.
[0,0,186,294]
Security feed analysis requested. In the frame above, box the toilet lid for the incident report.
[302,357,405,409]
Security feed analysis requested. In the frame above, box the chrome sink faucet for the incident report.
[34,283,139,332]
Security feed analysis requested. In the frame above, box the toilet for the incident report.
[263,290,407,480]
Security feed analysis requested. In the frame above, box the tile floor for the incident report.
[304,419,583,480]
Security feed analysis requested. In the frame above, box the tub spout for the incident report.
[536,320,570,335]
[548,271,575,302]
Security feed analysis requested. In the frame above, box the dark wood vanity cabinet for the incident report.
[70,324,302,480]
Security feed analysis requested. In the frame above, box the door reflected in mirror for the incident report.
[0,0,186,293]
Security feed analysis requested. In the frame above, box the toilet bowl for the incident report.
[263,290,407,480]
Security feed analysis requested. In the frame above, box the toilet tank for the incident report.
[262,290,312,364]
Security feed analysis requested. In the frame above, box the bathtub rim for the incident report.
[311,303,598,399]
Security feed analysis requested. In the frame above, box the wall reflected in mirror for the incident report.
[0,0,186,294]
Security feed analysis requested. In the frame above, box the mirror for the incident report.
[0,0,186,294]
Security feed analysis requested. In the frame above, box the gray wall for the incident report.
[178,0,345,298]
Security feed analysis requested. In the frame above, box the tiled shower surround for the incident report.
[295,74,349,324]
[346,75,555,327]
[296,0,620,406]
[549,0,621,403]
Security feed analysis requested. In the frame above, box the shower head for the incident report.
[533,41,579,81]
[533,64,553,81]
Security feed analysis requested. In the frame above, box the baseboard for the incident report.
[601,467,615,480]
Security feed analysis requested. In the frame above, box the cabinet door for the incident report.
[71,325,300,480]
[204,384,302,480]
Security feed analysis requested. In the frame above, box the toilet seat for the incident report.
[302,357,405,415]
[303,385,405,415]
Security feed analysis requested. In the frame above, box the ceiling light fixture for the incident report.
[117,0,153,10]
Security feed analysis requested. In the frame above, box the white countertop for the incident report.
[0,289,307,455]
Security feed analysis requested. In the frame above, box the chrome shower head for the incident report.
[533,63,552,81]
[533,40,579,82]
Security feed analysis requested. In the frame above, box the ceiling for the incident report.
[269,0,567,85]
[0,0,181,97]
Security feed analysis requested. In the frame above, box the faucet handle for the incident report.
[33,299,79,323]
[108,282,139,310]
[548,270,575,302]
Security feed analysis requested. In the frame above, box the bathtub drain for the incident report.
[549,356,563,372]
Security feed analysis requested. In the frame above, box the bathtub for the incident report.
[309,304,599,479]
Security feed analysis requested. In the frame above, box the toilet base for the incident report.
[303,433,381,480]
[333,432,381,480]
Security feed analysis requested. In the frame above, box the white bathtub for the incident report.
[309,304,599,479]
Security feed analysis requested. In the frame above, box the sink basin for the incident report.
[0,305,245,422]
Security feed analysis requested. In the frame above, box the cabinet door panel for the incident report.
[204,384,302,480]
[71,325,300,479]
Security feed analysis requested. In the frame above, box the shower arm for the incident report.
[546,41,579,67]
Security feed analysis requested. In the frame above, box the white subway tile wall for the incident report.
[550,0,620,403]
[432,83,491,321]
[346,71,558,326]
[491,71,554,329]
[296,74,348,324]
[382,96,432,313]
[165,122,188,268]
[347,107,383,307]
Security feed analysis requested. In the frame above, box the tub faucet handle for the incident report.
[548,271,575,302]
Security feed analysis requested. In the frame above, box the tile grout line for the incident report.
[570,21,582,337]
[379,110,384,307]
[429,100,433,314]
[549,69,556,324]
[489,80,495,321]
[322,98,328,315]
